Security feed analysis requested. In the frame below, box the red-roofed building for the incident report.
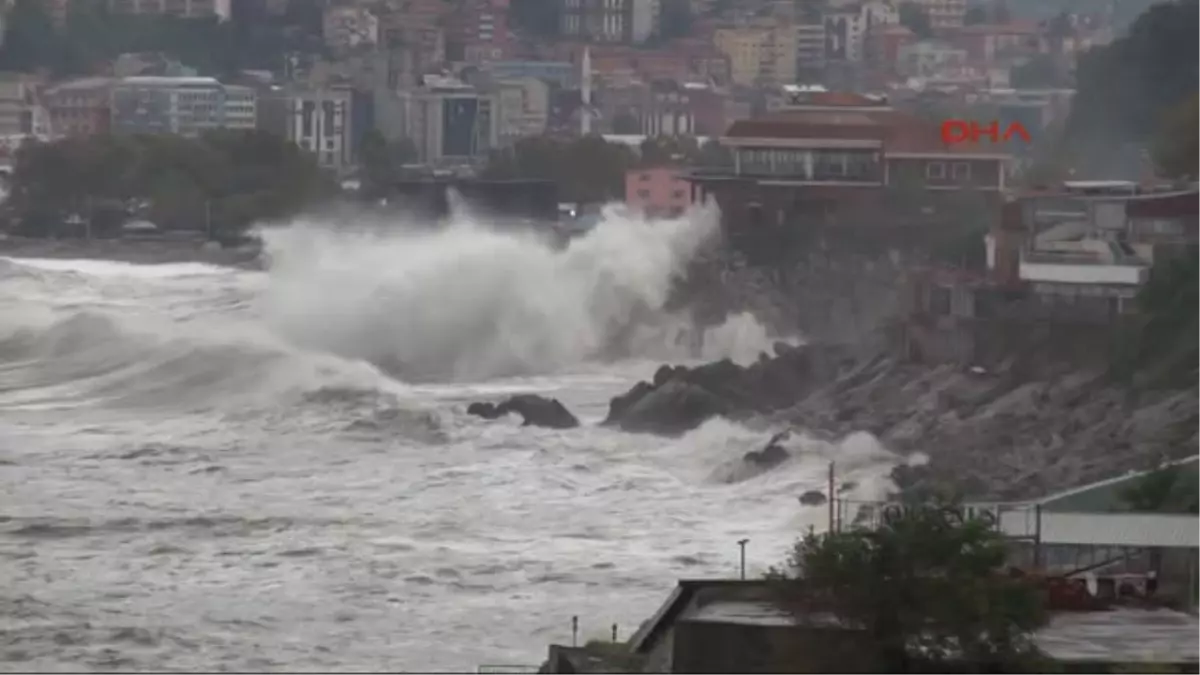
[686,93,1012,233]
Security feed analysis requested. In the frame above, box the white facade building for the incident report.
[287,87,353,172]
[110,76,257,136]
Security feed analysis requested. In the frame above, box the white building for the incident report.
[824,0,898,62]
[110,76,257,136]
[105,0,232,20]
[897,39,967,77]
[0,77,50,138]
[494,77,549,146]
[287,87,353,173]
[908,0,966,30]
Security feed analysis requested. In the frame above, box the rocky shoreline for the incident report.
[581,337,1197,502]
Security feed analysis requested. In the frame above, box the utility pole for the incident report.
[205,199,212,240]
[828,461,837,532]
[737,538,749,580]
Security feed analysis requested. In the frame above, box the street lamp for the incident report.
[737,538,749,580]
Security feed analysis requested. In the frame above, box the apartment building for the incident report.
[286,86,353,173]
[559,0,656,45]
[714,24,796,87]
[795,23,826,75]
[106,0,232,20]
[394,75,498,165]
[110,76,256,136]
[0,76,50,138]
[455,0,513,63]
[41,77,115,137]
[825,0,899,62]
[494,77,549,145]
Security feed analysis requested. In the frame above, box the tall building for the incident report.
[714,25,798,87]
[395,76,498,166]
[42,77,115,138]
[106,0,232,20]
[455,0,512,63]
[286,86,353,173]
[559,0,656,44]
[110,76,256,136]
[0,76,49,138]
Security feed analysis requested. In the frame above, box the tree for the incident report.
[1010,54,1064,89]
[358,130,419,199]
[0,0,62,72]
[1060,1,1198,176]
[768,502,1048,673]
[482,135,635,204]
[1121,463,1200,514]
[1151,92,1199,179]
[658,0,693,40]
[898,2,933,40]
[7,130,334,237]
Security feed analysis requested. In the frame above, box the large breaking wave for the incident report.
[0,202,787,412]
[259,201,784,382]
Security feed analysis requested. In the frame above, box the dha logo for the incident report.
[941,119,1032,145]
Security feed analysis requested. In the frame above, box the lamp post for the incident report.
[737,538,749,580]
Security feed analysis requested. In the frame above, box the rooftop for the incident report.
[118,76,222,86]
[1035,608,1200,664]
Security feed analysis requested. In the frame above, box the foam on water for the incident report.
[0,203,900,671]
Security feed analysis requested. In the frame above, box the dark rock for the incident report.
[799,490,828,506]
[466,402,503,419]
[743,431,790,469]
[603,343,850,435]
[612,380,732,435]
[467,394,580,429]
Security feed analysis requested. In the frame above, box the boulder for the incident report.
[603,342,850,435]
[798,490,828,507]
[743,431,790,469]
[611,380,732,435]
[467,394,580,429]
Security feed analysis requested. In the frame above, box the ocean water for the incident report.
[0,205,902,672]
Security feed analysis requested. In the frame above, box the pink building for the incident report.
[626,167,692,218]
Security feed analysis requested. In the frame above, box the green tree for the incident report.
[1131,253,1199,387]
[658,0,693,40]
[1011,54,1065,89]
[1061,0,1198,176]
[1151,92,1199,179]
[483,135,635,204]
[8,130,333,237]
[769,502,1048,673]
[358,130,419,199]
[1120,464,1200,514]
[898,2,933,40]
[0,0,62,72]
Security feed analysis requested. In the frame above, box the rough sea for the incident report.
[0,205,901,672]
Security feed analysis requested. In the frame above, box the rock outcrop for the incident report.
[742,430,791,469]
[770,357,1199,501]
[604,342,855,435]
[467,394,580,430]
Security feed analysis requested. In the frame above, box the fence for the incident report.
[833,499,1035,536]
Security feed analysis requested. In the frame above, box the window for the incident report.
[952,162,971,180]
[637,189,650,199]
[925,161,946,179]
[639,172,652,181]
[672,189,685,199]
